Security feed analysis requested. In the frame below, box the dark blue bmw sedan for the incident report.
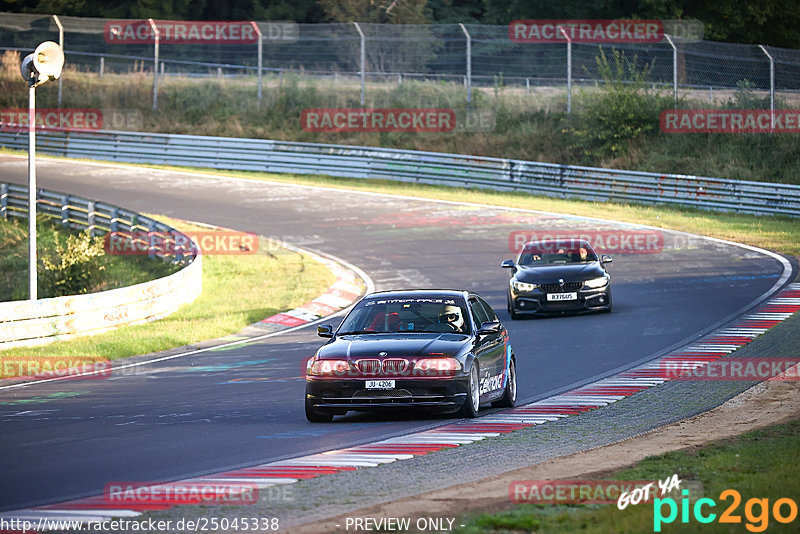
[305,289,516,422]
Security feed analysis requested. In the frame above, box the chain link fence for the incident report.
[1,13,800,112]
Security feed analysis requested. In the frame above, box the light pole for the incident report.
[20,41,65,301]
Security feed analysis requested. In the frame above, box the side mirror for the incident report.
[477,321,502,335]
[317,324,334,338]
[601,255,613,265]
[501,259,515,269]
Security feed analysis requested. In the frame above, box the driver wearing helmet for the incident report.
[439,305,465,332]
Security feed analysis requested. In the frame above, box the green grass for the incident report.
[0,215,336,374]
[456,421,800,533]
[0,216,179,301]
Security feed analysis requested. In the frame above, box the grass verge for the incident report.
[0,216,179,301]
[0,215,336,375]
[457,420,800,533]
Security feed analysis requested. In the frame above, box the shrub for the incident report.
[38,227,108,297]
[573,48,672,159]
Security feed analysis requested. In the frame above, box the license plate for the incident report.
[547,292,578,301]
[366,380,395,389]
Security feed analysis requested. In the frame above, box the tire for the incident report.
[305,397,334,422]
[492,357,517,408]
[507,295,519,320]
[604,292,613,313]
[459,363,480,418]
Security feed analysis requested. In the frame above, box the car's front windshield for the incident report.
[338,296,470,335]
[518,243,598,266]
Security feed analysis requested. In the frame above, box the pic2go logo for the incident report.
[653,489,798,532]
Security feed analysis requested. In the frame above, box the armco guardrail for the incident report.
[0,182,202,349]
[1,130,799,217]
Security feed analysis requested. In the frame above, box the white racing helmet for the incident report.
[439,305,465,331]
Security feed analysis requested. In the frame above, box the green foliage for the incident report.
[319,0,429,23]
[726,79,779,109]
[0,216,178,301]
[38,224,107,297]
[572,48,672,159]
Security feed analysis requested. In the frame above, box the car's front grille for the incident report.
[541,282,582,292]
[356,359,381,375]
[382,358,408,374]
[355,358,409,375]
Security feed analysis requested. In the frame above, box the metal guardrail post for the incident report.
[758,45,775,132]
[251,22,262,104]
[558,26,572,115]
[665,34,677,108]
[459,23,472,107]
[148,18,159,111]
[0,183,6,218]
[87,200,95,236]
[61,194,69,226]
[353,22,365,106]
[52,15,64,108]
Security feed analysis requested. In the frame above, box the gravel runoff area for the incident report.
[142,305,800,534]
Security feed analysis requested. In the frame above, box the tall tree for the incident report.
[319,0,429,23]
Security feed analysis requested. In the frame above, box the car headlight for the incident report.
[307,359,351,377]
[584,276,609,289]
[414,357,461,376]
[512,280,538,292]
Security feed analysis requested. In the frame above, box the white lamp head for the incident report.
[20,41,64,87]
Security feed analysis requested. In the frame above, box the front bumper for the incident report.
[511,286,611,315]
[305,376,469,412]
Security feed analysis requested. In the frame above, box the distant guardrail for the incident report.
[1,130,799,217]
[0,182,202,349]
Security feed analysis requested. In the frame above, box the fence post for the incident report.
[148,18,159,110]
[251,22,262,104]
[52,15,64,108]
[558,26,572,114]
[353,22,365,106]
[665,34,677,108]
[459,23,472,107]
[758,45,775,132]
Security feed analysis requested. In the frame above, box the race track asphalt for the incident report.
[0,157,790,511]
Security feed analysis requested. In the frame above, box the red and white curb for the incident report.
[245,241,366,332]
[3,283,798,524]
